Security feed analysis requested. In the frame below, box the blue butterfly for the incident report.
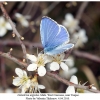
[40,16,74,55]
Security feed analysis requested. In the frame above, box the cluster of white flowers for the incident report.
[62,13,79,33]
[13,52,77,93]
[62,13,88,48]
[15,13,30,27]
[73,29,88,48]
[0,16,12,37]
[26,53,70,77]
[26,53,50,77]
[13,68,45,93]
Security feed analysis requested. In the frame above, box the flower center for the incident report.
[19,76,29,85]
[1,22,6,27]
[52,55,61,64]
[29,75,39,93]
[36,55,45,67]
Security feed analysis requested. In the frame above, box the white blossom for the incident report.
[15,13,29,27]
[66,86,75,93]
[59,56,77,79]
[0,16,12,37]
[66,75,78,93]
[27,53,51,76]
[65,56,74,68]
[62,13,79,33]
[73,29,88,48]
[12,68,31,93]
[60,67,77,79]
[49,53,69,72]
[28,75,45,93]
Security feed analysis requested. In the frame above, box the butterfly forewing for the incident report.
[40,16,60,48]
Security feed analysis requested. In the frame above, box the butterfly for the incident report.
[40,16,74,55]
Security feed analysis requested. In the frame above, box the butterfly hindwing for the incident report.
[45,43,74,55]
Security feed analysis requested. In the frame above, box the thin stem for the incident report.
[76,2,89,20]
[73,50,100,63]
[46,71,100,93]
[0,51,27,68]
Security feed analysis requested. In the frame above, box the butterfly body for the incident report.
[40,16,74,55]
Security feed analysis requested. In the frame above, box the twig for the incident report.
[0,51,99,93]
[0,57,7,88]
[0,51,27,68]
[0,3,27,60]
[42,2,60,15]
[35,2,60,23]
[47,72,100,93]
[76,2,89,20]
[0,46,7,88]
[73,50,100,63]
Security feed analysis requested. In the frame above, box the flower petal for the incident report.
[70,75,78,84]
[0,16,5,23]
[5,22,12,30]
[43,54,52,63]
[15,13,22,18]
[0,27,7,37]
[21,80,30,93]
[64,56,74,68]
[27,63,37,71]
[15,68,24,78]
[38,66,46,76]
[21,19,29,27]
[26,54,37,62]
[65,13,74,22]
[60,67,77,79]
[38,85,45,89]
[12,77,21,86]
[60,62,68,71]
[92,86,97,90]
[50,62,60,71]
[23,70,27,76]
[66,86,75,93]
